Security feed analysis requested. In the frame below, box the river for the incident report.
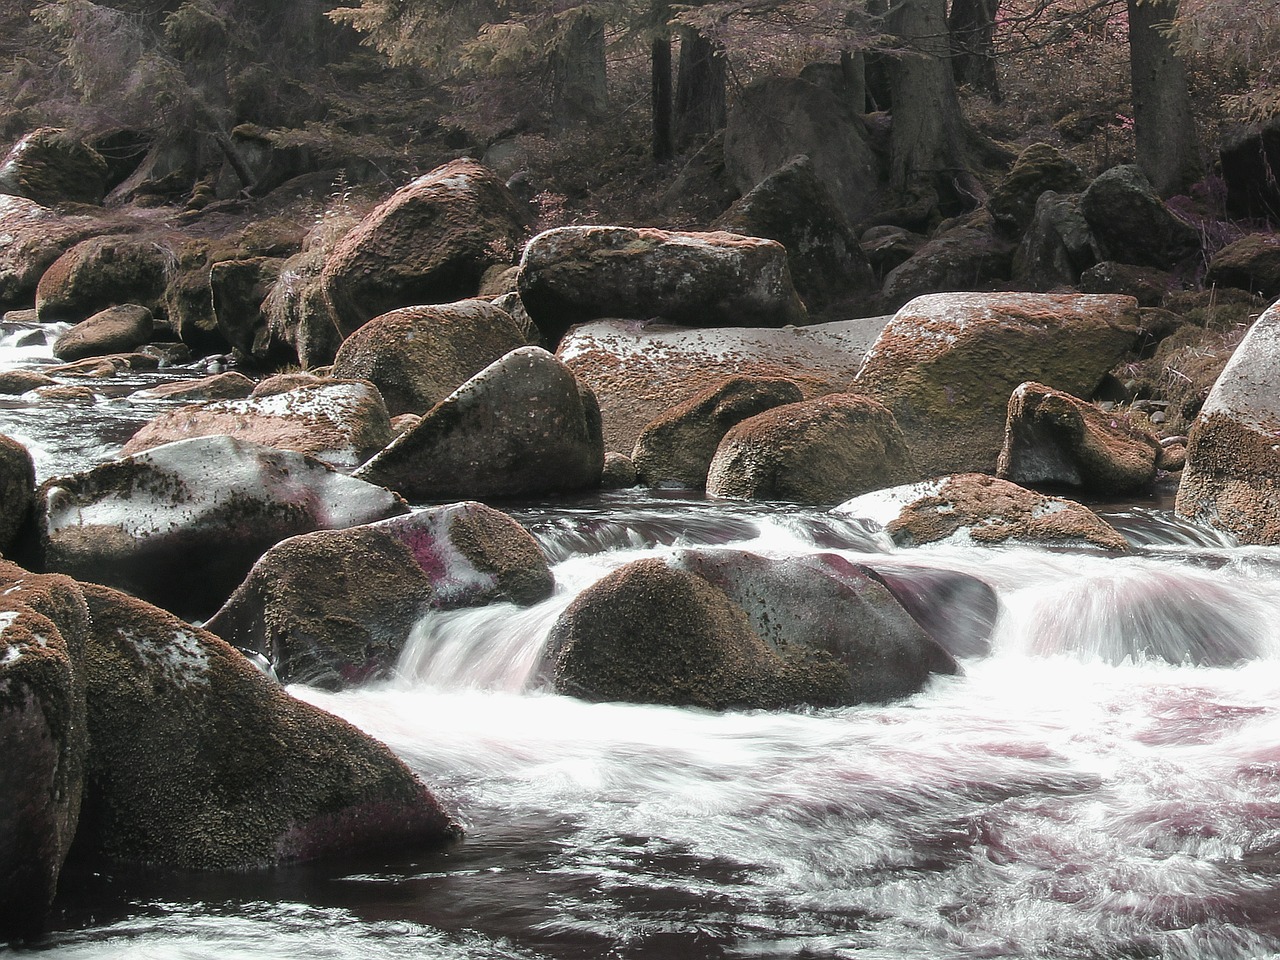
[5,317,1280,960]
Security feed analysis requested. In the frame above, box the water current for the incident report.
[6,318,1280,959]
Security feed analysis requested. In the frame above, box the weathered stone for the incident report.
[121,380,393,470]
[355,347,603,501]
[1219,117,1280,222]
[0,197,111,311]
[0,369,55,395]
[1079,261,1175,308]
[861,225,925,278]
[1012,191,1099,290]
[52,304,154,362]
[0,434,35,554]
[34,235,171,324]
[332,300,529,417]
[987,143,1088,237]
[517,225,807,346]
[853,292,1142,477]
[0,129,108,206]
[997,382,1161,494]
[1205,234,1280,300]
[834,473,1130,551]
[1081,165,1201,269]
[633,376,803,488]
[35,436,408,619]
[882,222,1015,310]
[706,393,914,504]
[321,159,528,336]
[129,371,256,402]
[261,247,343,369]
[601,451,638,488]
[211,257,288,365]
[75,582,458,869]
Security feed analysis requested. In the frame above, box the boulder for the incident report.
[355,346,604,501]
[0,369,55,395]
[120,379,393,470]
[601,452,638,488]
[997,381,1161,494]
[881,221,1015,310]
[0,196,108,310]
[853,292,1142,477]
[0,434,35,554]
[834,473,1130,551]
[1078,260,1175,308]
[723,77,881,228]
[1011,191,1099,290]
[34,235,171,325]
[558,316,891,455]
[35,436,408,619]
[1205,234,1280,300]
[706,393,914,504]
[861,225,925,278]
[711,154,877,315]
[74,582,459,869]
[205,502,552,689]
[129,371,256,402]
[211,257,288,365]
[321,159,528,336]
[0,128,109,206]
[331,300,530,417]
[1081,165,1201,269]
[632,376,803,488]
[987,143,1088,237]
[260,247,343,369]
[1219,117,1280,222]
[52,304,154,362]
[1176,298,1280,543]
[517,225,807,346]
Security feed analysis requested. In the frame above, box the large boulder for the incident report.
[120,379,393,470]
[321,159,528,337]
[997,381,1161,494]
[205,502,553,689]
[853,292,1142,477]
[558,316,891,455]
[1011,191,1099,290]
[711,154,877,315]
[74,582,458,868]
[706,393,914,504]
[34,235,172,324]
[881,220,1015,310]
[0,434,35,554]
[1081,165,1201,269]
[834,473,1130,551]
[356,346,603,501]
[0,569,87,939]
[517,225,807,346]
[211,256,288,365]
[1176,298,1280,543]
[632,376,803,488]
[52,304,154,362]
[35,436,408,619]
[1205,234,1280,300]
[0,196,108,310]
[1219,117,1280,222]
[0,129,109,206]
[986,143,1088,238]
[331,300,530,417]
[723,77,881,228]
[260,247,343,369]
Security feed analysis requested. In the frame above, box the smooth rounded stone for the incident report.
[834,473,1130,551]
[0,128,108,206]
[35,235,171,324]
[987,143,1088,237]
[52,304,154,362]
[997,381,1161,494]
[331,299,529,416]
[75,582,459,869]
[28,384,98,405]
[35,435,409,619]
[0,434,35,554]
[139,341,193,367]
[1081,164,1201,269]
[601,452,637,488]
[206,502,553,689]
[0,369,56,395]
[857,561,999,659]
[250,371,330,397]
[321,159,528,337]
[670,548,957,705]
[632,376,803,489]
[517,225,808,346]
[120,379,393,470]
[129,371,256,402]
[1176,297,1280,543]
[355,346,604,501]
[558,316,891,455]
[706,393,914,504]
[45,351,159,378]
[853,292,1142,478]
[1205,234,1280,300]
[0,196,106,310]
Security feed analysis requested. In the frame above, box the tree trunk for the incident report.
[948,0,1001,101]
[674,26,726,147]
[549,11,608,127]
[1127,0,1200,195]
[652,35,675,162]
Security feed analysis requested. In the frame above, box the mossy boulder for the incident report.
[0,197,109,311]
[1205,234,1280,300]
[1081,165,1201,270]
[0,434,35,554]
[0,128,108,206]
[987,143,1088,237]
[35,235,171,324]
[881,221,1016,311]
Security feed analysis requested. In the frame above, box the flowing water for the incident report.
[6,320,1280,959]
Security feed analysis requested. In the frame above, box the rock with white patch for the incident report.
[35,436,408,619]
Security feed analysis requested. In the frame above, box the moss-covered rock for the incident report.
[35,235,172,324]
[0,434,35,555]
[0,128,108,206]
[987,143,1088,238]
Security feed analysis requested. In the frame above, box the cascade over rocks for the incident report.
[52,304,154,362]
[35,436,408,619]
[120,379,393,470]
[1081,165,1201,269]
[1176,297,1280,543]
[0,129,109,207]
[632,376,803,489]
[517,225,807,346]
[853,292,1142,478]
[706,393,914,504]
[558,316,891,455]
[857,562,998,659]
[834,473,1130,551]
[321,159,528,337]
[332,300,530,417]
[355,346,604,501]
[0,434,35,554]
[35,236,171,325]
[74,582,459,869]
[0,196,109,310]
[205,502,553,689]
[997,381,1161,494]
